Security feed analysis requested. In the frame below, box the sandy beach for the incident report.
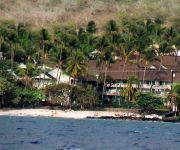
[0,109,163,120]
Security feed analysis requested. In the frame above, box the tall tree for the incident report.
[141,48,158,91]
[86,21,96,34]
[96,41,115,100]
[158,41,172,70]
[39,28,50,87]
[120,75,139,103]
[167,83,180,113]
[66,50,87,85]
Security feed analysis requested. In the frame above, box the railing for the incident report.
[104,83,171,96]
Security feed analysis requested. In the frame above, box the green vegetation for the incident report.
[167,83,180,112]
[45,83,99,109]
[120,76,140,103]
[0,70,43,107]
[136,92,163,112]
[0,4,179,111]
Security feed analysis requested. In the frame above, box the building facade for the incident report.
[88,56,180,99]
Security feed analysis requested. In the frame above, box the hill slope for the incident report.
[0,0,179,29]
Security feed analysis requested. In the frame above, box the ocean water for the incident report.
[0,116,180,150]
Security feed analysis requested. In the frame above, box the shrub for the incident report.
[14,88,44,107]
[86,21,96,34]
[72,84,99,109]
[0,77,15,107]
[136,92,163,112]
[45,83,99,109]
[45,83,72,106]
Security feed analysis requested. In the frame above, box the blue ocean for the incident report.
[0,116,180,150]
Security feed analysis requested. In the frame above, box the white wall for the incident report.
[178,50,180,56]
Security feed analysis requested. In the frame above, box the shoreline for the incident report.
[0,109,179,122]
[0,109,141,119]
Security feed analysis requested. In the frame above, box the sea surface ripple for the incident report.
[0,116,180,150]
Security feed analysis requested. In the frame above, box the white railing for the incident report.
[105,83,171,96]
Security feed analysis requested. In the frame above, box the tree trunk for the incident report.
[41,40,45,88]
[121,58,127,85]
[159,55,163,70]
[115,79,120,105]
[119,58,127,102]
[43,53,46,88]
[25,56,30,87]
[11,44,14,73]
[69,76,71,85]
[142,65,147,92]
[102,65,108,101]
[172,97,177,117]
[57,44,63,84]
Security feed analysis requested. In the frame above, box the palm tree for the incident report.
[96,45,114,101]
[39,28,50,87]
[120,75,139,104]
[167,83,180,114]
[158,41,172,70]
[114,29,136,93]
[141,48,158,91]
[66,50,87,85]
[8,30,18,73]
[53,35,65,84]
[0,26,4,53]
[106,20,118,34]
[23,34,38,87]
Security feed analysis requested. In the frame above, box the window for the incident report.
[123,80,127,84]
[146,81,150,85]
[159,81,163,86]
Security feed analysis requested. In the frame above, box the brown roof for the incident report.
[88,56,180,82]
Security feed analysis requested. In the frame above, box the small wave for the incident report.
[16,127,23,130]
[30,140,42,145]
[67,144,82,150]
[128,130,142,134]
[174,140,180,143]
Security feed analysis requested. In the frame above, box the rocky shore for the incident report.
[87,113,180,123]
[0,109,179,122]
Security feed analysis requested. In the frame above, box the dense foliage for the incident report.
[167,83,180,111]
[0,17,179,109]
[45,83,99,109]
[136,92,163,112]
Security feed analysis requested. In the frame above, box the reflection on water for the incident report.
[0,116,180,150]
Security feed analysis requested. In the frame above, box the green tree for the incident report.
[53,33,66,83]
[106,20,118,33]
[158,41,172,70]
[0,77,14,107]
[141,48,159,90]
[167,83,180,113]
[86,21,96,34]
[96,40,114,100]
[120,76,139,103]
[39,28,50,87]
[7,29,18,73]
[72,84,99,109]
[66,50,87,85]
[45,83,71,106]
[136,92,163,112]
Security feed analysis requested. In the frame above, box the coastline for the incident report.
[0,109,141,119]
[0,109,179,122]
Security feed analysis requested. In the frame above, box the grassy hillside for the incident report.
[0,0,179,29]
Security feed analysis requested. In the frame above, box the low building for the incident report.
[32,68,73,88]
[48,68,73,84]
[32,73,54,88]
[87,56,180,99]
